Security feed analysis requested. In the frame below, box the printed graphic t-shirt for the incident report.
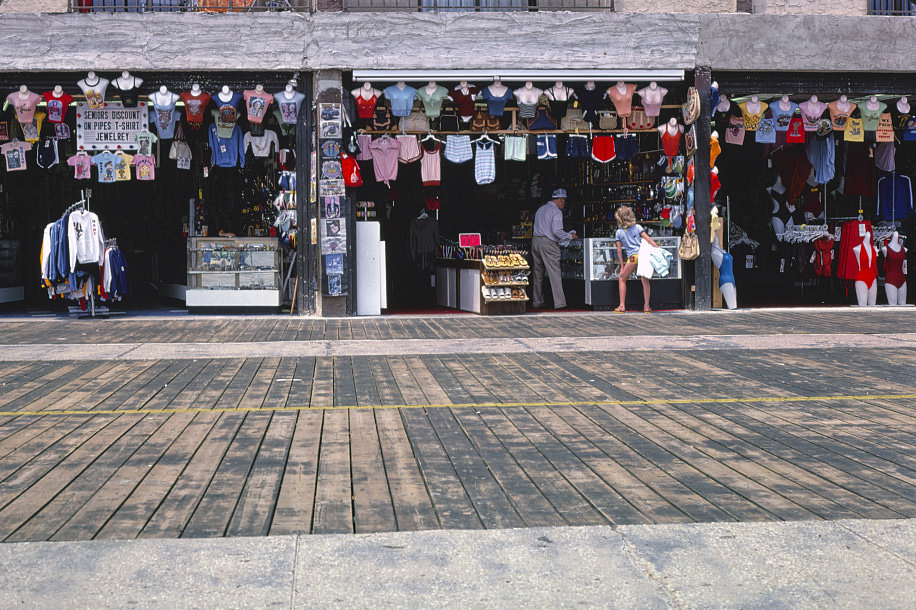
[93,151,119,184]
[6,91,42,124]
[244,89,274,124]
[1,141,32,171]
[273,90,305,124]
[67,154,92,179]
[132,155,156,181]
[42,92,74,123]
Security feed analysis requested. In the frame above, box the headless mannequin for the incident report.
[769,175,793,236]
[189,83,203,97]
[584,80,596,91]
[115,70,142,90]
[254,84,265,94]
[218,86,234,102]
[513,81,542,104]
[745,95,762,114]
[82,71,102,87]
[711,237,737,309]
[16,85,30,99]
[866,95,881,111]
[150,85,176,106]
[778,95,791,111]
[548,81,570,101]
[658,117,683,137]
[853,231,878,306]
[637,81,667,103]
[835,95,851,113]
[488,78,508,97]
[280,82,296,99]
[424,81,439,95]
[716,94,730,112]
[351,81,382,100]
[881,232,908,305]
[898,96,910,114]
[51,85,64,98]
[800,95,826,116]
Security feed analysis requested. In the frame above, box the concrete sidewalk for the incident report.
[2,518,914,609]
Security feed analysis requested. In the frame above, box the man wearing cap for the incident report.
[531,188,577,309]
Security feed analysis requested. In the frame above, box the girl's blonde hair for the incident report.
[615,205,636,229]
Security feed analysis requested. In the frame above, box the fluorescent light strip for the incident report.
[352,69,685,83]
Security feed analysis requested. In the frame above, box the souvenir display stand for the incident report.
[186,236,283,307]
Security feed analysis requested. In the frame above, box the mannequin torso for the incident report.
[41,86,73,123]
[799,96,827,131]
[448,81,480,119]
[637,82,667,117]
[244,85,274,124]
[772,96,798,131]
[828,96,856,129]
[181,86,212,127]
[738,95,768,131]
[416,82,449,118]
[77,72,109,109]
[273,85,305,124]
[606,82,637,116]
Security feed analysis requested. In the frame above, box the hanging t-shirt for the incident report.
[113,77,143,107]
[114,152,133,181]
[1,141,32,171]
[576,85,604,126]
[77,76,110,109]
[799,101,826,132]
[150,92,180,139]
[132,155,156,180]
[383,84,418,117]
[6,91,42,124]
[244,89,274,124]
[135,129,159,156]
[243,130,279,157]
[369,136,400,186]
[93,151,119,183]
[41,91,74,123]
[67,153,92,179]
[416,85,449,119]
[771,101,798,132]
[478,86,514,117]
[208,123,245,168]
[860,101,888,131]
[21,112,45,143]
[273,90,305,124]
[447,85,480,118]
[180,91,212,130]
[212,91,243,138]
[738,100,768,131]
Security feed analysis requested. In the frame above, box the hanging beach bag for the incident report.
[527,108,557,131]
[682,86,701,126]
[598,110,618,130]
[627,107,654,130]
[402,109,430,133]
[469,109,489,132]
[876,113,894,143]
[341,151,363,187]
[560,107,585,131]
[371,105,392,131]
[678,232,699,260]
[438,107,460,132]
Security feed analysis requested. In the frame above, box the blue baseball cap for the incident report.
[552,188,567,199]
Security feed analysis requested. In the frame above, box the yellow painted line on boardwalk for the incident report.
[0,393,914,417]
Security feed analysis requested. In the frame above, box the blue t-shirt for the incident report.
[479,87,514,116]
[771,101,798,132]
[273,90,306,124]
[93,151,119,184]
[615,223,645,257]
[383,85,418,117]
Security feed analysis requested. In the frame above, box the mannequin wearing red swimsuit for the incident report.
[882,231,907,305]
[351,82,382,120]
[853,231,878,306]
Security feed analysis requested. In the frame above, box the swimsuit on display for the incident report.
[479,87,514,117]
[504,136,527,161]
[591,135,616,163]
[444,135,473,163]
[855,243,878,288]
[639,88,665,117]
[884,245,906,288]
[614,134,639,161]
[770,189,792,224]
[813,236,834,277]
[536,134,557,160]
[355,93,378,119]
[661,128,681,157]
[544,87,573,119]
[565,135,590,159]
[717,250,735,286]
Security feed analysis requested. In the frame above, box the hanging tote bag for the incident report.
[560,107,585,131]
[681,86,701,126]
[527,108,557,130]
[598,110,618,130]
[371,105,393,131]
[469,109,489,132]
[627,107,654,130]
[402,109,430,132]
[678,232,699,260]
[876,113,894,142]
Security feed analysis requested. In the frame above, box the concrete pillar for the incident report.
[693,66,713,311]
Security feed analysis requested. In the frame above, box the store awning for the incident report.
[351,69,685,83]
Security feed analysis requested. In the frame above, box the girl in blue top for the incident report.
[614,205,659,312]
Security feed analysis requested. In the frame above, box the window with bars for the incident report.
[869,0,916,14]
[68,0,307,11]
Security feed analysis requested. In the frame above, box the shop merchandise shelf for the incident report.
[186,237,283,307]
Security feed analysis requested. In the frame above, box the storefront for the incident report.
[0,70,311,315]
[329,69,697,315]
[707,71,916,308]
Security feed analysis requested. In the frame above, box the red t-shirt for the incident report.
[180,91,212,126]
[41,91,73,124]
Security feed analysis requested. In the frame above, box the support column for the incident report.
[693,66,713,311]
[296,72,316,315]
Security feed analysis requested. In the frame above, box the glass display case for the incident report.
[560,238,584,280]
[187,237,282,307]
[0,240,24,303]
[584,236,682,307]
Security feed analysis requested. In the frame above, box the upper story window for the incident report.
[869,0,916,14]
[69,0,303,12]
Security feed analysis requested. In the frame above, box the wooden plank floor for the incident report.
[0,341,914,541]
[2,308,916,344]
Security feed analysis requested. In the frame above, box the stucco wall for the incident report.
[0,0,67,12]
[615,0,736,13]
[697,14,916,71]
[752,0,866,15]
